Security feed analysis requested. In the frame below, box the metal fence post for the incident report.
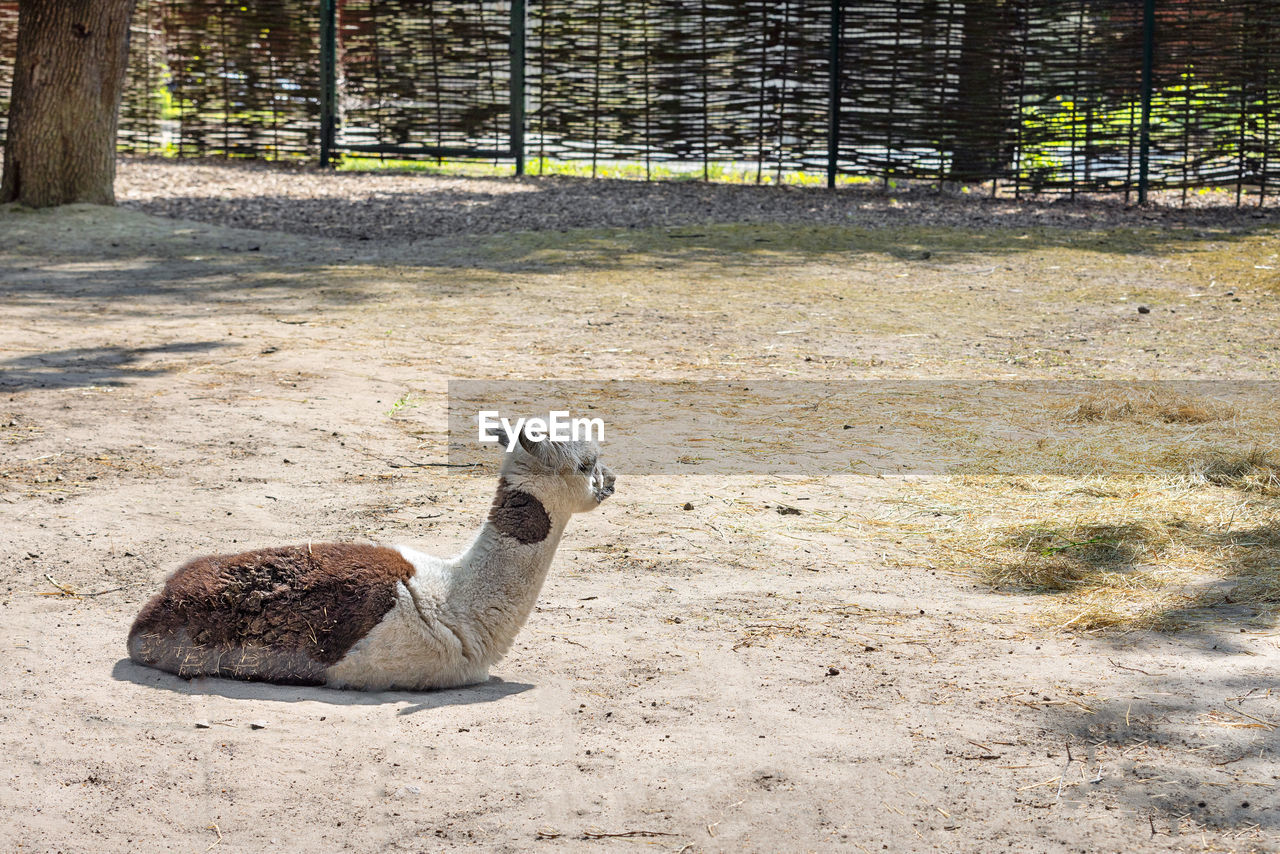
[827,0,842,189]
[510,0,527,176]
[319,0,338,168]
[1137,0,1155,204]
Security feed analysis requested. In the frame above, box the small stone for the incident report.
[826,666,840,676]
[682,502,693,511]
[1137,305,1151,314]
[194,720,211,729]
[394,785,421,799]
[777,505,801,516]
[249,720,268,730]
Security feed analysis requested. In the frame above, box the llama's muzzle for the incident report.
[596,468,616,501]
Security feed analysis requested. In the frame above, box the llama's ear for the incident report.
[517,427,540,457]
[480,419,514,450]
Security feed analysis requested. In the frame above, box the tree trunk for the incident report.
[1,0,136,207]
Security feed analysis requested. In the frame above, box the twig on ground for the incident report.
[40,574,123,597]
[1054,741,1078,801]
[80,586,124,597]
[582,828,679,839]
[43,575,78,596]
[1212,752,1254,766]
[1224,706,1277,730]
[1017,776,1061,792]
[351,444,480,469]
[1108,658,1167,676]
[386,459,480,469]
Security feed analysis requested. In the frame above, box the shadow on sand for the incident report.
[0,342,227,391]
[1034,665,1280,833]
[111,658,533,714]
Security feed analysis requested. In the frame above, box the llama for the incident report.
[127,431,615,690]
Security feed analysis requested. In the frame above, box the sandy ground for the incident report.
[1,167,1279,853]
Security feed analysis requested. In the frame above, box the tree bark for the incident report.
[1,0,137,207]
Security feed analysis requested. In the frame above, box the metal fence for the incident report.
[1,0,1278,203]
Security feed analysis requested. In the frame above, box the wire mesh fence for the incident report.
[0,0,1277,202]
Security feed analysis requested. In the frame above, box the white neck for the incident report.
[444,491,570,662]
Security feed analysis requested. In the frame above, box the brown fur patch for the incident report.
[488,478,551,544]
[127,543,414,683]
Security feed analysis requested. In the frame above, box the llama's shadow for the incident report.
[111,658,533,714]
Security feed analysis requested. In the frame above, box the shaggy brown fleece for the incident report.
[127,544,415,683]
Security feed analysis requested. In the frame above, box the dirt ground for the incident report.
[2,163,1279,853]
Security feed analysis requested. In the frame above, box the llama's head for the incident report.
[496,428,615,515]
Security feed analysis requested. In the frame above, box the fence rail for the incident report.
[1,0,1277,203]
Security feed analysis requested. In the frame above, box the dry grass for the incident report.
[1061,389,1227,425]
[907,479,1280,632]
[976,515,1204,632]
[890,387,1280,633]
[1189,449,1280,496]
[982,521,1176,591]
